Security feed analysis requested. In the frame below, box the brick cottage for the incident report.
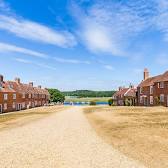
[137,69,168,107]
[113,84,137,106]
[0,75,50,113]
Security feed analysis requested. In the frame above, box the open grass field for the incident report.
[65,97,111,103]
[84,106,168,168]
[0,105,69,130]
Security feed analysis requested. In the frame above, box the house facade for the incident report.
[0,75,50,113]
[137,69,168,107]
[113,85,137,106]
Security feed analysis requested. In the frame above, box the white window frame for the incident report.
[22,102,25,108]
[160,94,164,103]
[12,102,16,109]
[160,82,164,88]
[22,93,25,98]
[13,93,16,100]
[150,96,153,104]
[29,94,31,99]
[4,94,8,100]
[140,87,143,94]
[150,86,153,94]
[4,103,7,110]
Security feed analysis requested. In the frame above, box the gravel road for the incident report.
[0,107,146,168]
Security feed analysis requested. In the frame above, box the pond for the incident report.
[64,102,108,106]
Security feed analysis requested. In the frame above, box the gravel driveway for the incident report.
[0,107,146,168]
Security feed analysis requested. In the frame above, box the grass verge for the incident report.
[84,106,168,168]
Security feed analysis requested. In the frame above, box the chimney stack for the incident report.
[15,77,20,84]
[119,87,122,91]
[144,68,149,81]
[38,85,41,89]
[0,75,4,82]
[129,83,134,89]
[29,82,33,87]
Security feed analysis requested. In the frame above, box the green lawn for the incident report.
[65,97,111,103]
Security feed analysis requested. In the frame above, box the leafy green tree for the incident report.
[48,89,65,103]
[108,99,113,106]
[89,101,96,106]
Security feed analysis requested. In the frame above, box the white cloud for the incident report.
[71,0,168,56]
[104,65,114,71]
[0,15,77,47]
[0,42,47,58]
[71,1,154,56]
[53,57,90,64]
[15,58,31,64]
[15,58,57,71]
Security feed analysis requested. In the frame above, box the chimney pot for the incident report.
[144,68,149,80]
[0,75,4,82]
[29,82,33,87]
[15,77,20,84]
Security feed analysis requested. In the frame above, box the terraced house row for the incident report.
[0,75,50,113]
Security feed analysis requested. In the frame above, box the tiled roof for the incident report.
[0,81,16,93]
[138,70,168,87]
[113,88,136,98]
[4,81,49,95]
[125,88,137,97]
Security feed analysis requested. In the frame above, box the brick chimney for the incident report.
[129,83,134,89]
[15,77,20,84]
[0,75,4,82]
[29,82,33,87]
[38,85,41,89]
[144,68,149,80]
[119,87,123,91]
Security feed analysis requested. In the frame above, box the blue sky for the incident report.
[0,0,168,91]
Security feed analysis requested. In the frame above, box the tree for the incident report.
[48,89,65,103]
[108,99,113,106]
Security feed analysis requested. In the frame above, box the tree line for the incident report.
[62,90,116,98]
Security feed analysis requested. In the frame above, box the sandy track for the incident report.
[0,107,146,168]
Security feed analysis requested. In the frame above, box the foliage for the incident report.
[89,101,97,106]
[62,90,116,98]
[48,89,65,103]
[155,96,160,105]
[108,99,113,106]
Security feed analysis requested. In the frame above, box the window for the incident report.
[13,94,16,99]
[150,96,153,104]
[160,82,164,88]
[22,93,25,98]
[22,102,25,108]
[12,102,16,109]
[160,94,164,102]
[140,87,143,94]
[140,96,143,103]
[4,103,7,110]
[150,86,153,94]
[4,94,8,100]
[29,94,31,98]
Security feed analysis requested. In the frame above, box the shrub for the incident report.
[108,99,113,106]
[89,101,96,106]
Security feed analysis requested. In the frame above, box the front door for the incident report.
[0,104,2,113]
[17,104,22,111]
